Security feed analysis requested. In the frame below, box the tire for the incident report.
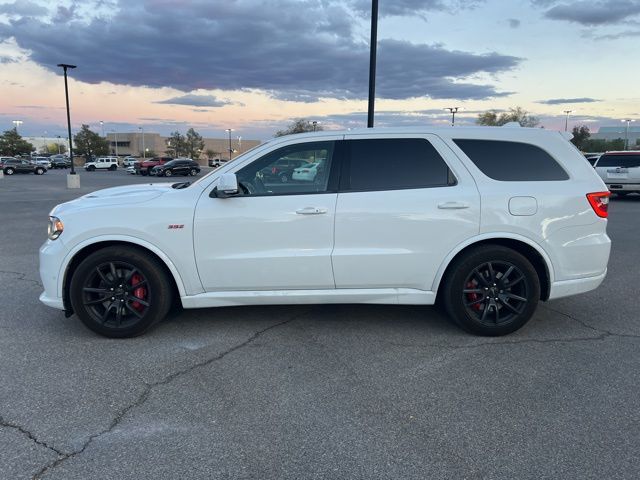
[5,168,14,175]
[141,170,147,176]
[69,246,173,338]
[35,168,45,175]
[189,168,198,176]
[441,245,540,336]
[109,164,117,171]
[88,165,96,172]
[164,170,172,177]
[279,173,289,183]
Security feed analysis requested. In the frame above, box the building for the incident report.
[591,126,640,149]
[104,132,261,165]
[24,136,70,154]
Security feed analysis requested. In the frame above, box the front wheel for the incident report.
[35,167,45,175]
[109,164,117,171]
[69,246,173,338]
[164,170,172,177]
[442,245,540,336]
[4,167,14,175]
[189,168,198,176]
[87,165,96,172]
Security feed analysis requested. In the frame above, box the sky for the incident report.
[0,0,638,141]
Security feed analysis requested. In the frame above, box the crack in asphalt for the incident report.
[0,269,42,288]
[31,312,304,480]
[0,416,65,458]
[540,304,640,340]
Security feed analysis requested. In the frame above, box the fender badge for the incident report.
[168,224,184,229]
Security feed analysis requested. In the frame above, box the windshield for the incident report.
[597,154,640,168]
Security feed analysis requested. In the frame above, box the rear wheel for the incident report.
[35,167,45,175]
[109,164,117,171]
[69,246,173,338]
[164,169,173,177]
[87,165,96,172]
[189,168,197,176]
[442,245,540,336]
[279,173,289,183]
[5,167,14,175]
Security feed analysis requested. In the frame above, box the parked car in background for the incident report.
[122,157,138,167]
[33,157,52,169]
[2,158,47,175]
[594,151,640,196]
[135,157,173,176]
[40,127,611,338]
[208,159,227,168]
[84,157,119,171]
[292,159,325,182]
[126,165,136,175]
[151,159,201,177]
[259,158,308,183]
[50,155,71,169]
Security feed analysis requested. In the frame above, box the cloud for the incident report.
[0,1,48,17]
[349,0,485,17]
[543,1,640,25]
[508,18,521,28]
[0,0,520,102]
[594,29,640,40]
[155,94,234,107]
[538,97,601,104]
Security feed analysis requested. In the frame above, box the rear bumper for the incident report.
[548,270,607,300]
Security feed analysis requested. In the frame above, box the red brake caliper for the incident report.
[130,273,147,311]
[466,280,482,310]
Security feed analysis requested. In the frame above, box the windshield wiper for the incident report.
[171,181,191,189]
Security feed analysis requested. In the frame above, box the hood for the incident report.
[52,183,174,214]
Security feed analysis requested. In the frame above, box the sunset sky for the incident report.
[0,0,638,141]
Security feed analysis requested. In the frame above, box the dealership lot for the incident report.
[1,169,639,479]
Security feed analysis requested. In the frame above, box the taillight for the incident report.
[586,191,610,218]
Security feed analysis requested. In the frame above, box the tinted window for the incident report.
[237,141,335,196]
[596,154,640,168]
[454,139,569,181]
[344,138,451,191]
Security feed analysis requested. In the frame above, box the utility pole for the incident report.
[57,63,79,187]
[226,128,234,161]
[367,0,378,128]
[563,110,573,132]
[445,107,460,126]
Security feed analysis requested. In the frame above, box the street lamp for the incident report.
[99,120,104,137]
[56,135,61,154]
[312,121,318,132]
[12,120,23,132]
[444,107,461,126]
[42,131,47,153]
[111,129,118,157]
[621,119,636,150]
[237,136,242,152]
[563,110,573,132]
[57,63,78,184]
[139,126,146,158]
[367,0,379,128]
[225,128,234,161]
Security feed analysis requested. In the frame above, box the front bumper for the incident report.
[39,239,67,311]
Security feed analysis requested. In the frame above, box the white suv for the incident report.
[84,157,118,171]
[39,127,611,338]
[594,151,640,196]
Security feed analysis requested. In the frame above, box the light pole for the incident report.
[56,135,61,154]
[12,120,23,133]
[367,0,379,128]
[444,107,460,126]
[111,130,118,157]
[139,126,146,158]
[621,119,635,150]
[42,131,47,153]
[237,136,242,152]
[563,110,573,132]
[57,63,78,186]
[99,120,104,137]
[225,128,234,161]
[312,121,318,132]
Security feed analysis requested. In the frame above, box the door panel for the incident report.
[332,133,480,291]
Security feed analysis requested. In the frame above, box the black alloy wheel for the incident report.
[70,246,173,338]
[164,169,172,177]
[189,168,197,176]
[442,245,540,336]
[88,165,96,171]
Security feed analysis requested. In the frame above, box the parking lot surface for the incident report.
[1,168,639,479]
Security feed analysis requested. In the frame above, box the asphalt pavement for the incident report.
[1,168,639,479]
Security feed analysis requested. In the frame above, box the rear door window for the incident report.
[453,139,569,181]
[342,138,453,191]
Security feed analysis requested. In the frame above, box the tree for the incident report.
[581,138,625,152]
[0,128,35,156]
[275,119,324,137]
[184,128,205,159]
[74,124,109,160]
[45,142,67,154]
[570,125,590,150]
[166,131,186,157]
[476,107,539,128]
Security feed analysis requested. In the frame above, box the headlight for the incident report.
[48,216,64,240]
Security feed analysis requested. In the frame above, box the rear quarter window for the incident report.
[453,139,569,181]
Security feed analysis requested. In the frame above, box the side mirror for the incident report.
[210,172,239,198]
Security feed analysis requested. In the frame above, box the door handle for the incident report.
[437,201,470,209]
[296,207,328,215]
